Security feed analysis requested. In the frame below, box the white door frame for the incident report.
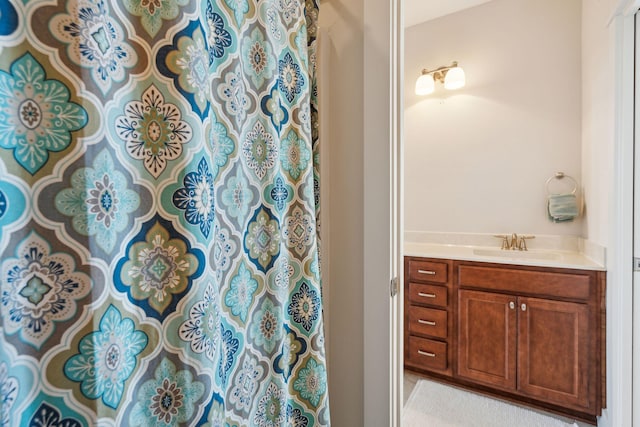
[363,0,402,426]
[634,12,640,425]
[610,1,637,426]
[628,7,640,427]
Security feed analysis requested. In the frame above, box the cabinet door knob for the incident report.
[509,301,515,310]
[521,303,527,311]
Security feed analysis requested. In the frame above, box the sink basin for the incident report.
[472,248,562,261]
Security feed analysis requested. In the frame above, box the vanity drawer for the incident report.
[408,306,448,339]
[409,283,448,307]
[407,336,448,371]
[408,259,448,284]
[457,264,592,301]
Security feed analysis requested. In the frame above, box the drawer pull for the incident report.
[418,269,437,275]
[418,350,436,358]
[418,319,436,326]
[418,292,437,298]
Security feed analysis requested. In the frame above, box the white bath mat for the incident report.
[403,379,580,427]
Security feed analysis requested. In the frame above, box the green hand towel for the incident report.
[547,193,579,222]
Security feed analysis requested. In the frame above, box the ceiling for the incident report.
[404,0,494,28]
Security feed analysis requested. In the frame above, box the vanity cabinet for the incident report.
[458,290,590,409]
[518,296,590,407]
[404,257,454,376]
[404,257,605,423]
[457,290,517,390]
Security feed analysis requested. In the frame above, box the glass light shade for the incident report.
[444,66,465,90]
[415,73,435,95]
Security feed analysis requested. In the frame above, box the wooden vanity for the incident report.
[404,256,606,424]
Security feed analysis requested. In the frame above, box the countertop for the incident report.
[404,242,606,271]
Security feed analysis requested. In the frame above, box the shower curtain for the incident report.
[0,0,329,425]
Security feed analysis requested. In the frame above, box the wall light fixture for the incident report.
[415,61,466,95]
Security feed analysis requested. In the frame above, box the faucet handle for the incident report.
[494,235,510,250]
[518,235,535,251]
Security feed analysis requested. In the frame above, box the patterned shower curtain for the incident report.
[0,0,329,425]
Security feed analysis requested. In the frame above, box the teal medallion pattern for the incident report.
[228,350,268,417]
[208,111,235,179]
[64,305,148,408]
[0,53,88,174]
[264,173,294,214]
[216,320,241,388]
[114,84,193,179]
[293,356,327,408]
[54,148,141,253]
[284,205,315,257]
[216,63,251,131]
[242,26,276,89]
[224,261,259,323]
[1,230,93,349]
[244,205,280,272]
[278,50,305,104]
[47,0,141,95]
[281,128,311,181]
[205,0,235,66]
[288,280,320,334]
[274,324,307,381]
[128,357,206,426]
[158,20,212,120]
[261,84,289,132]
[243,120,277,181]
[172,156,216,238]
[0,0,328,425]
[114,215,205,319]
[28,402,83,427]
[211,218,238,280]
[177,278,220,361]
[121,0,191,38]
[250,297,284,353]
[254,380,287,427]
[21,393,89,427]
[220,166,253,219]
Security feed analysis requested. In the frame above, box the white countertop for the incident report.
[404,242,606,271]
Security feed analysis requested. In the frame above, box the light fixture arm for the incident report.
[420,61,459,83]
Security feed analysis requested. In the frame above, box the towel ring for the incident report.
[545,172,578,195]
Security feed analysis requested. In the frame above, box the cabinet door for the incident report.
[518,297,590,410]
[457,290,517,390]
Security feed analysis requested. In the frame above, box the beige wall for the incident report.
[581,0,616,247]
[404,0,584,236]
[320,0,397,424]
[319,1,365,426]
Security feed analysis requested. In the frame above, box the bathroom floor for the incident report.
[403,370,421,405]
[403,370,592,426]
